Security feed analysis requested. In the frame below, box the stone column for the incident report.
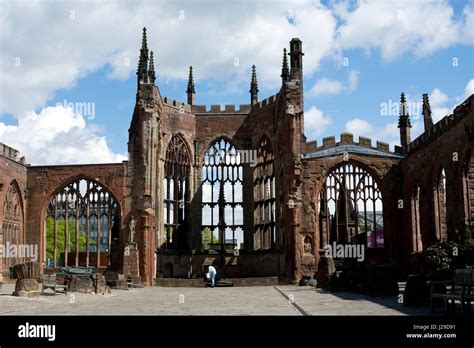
[123,242,140,277]
[139,209,155,285]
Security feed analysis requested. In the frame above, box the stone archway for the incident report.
[2,180,24,274]
[45,178,121,269]
[318,162,384,249]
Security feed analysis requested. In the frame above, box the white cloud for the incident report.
[304,106,332,139]
[428,88,450,122]
[343,118,425,151]
[398,87,460,124]
[345,118,373,136]
[0,0,338,115]
[430,88,449,107]
[461,4,474,45]
[348,70,359,91]
[335,1,473,61]
[0,106,127,165]
[343,80,474,150]
[463,79,474,98]
[0,0,472,164]
[431,106,451,123]
[308,69,359,96]
[378,122,400,140]
[308,78,342,96]
[2,1,470,116]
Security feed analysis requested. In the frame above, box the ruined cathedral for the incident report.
[1,28,473,286]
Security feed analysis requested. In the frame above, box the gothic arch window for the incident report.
[411,186,423,252]
[46,179,119,268]
[253,136,276,250]
[201,138,243,253]
[462,153,474,223]
[318,163,383,249]
[163,135,191,250]
[2,182,23,270]
[433,168,447,241]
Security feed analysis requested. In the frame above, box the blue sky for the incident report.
[0,0,473,164]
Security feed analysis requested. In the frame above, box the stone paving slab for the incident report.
[0,283,436,316]
[275,285,436,316]
[0,284,298,316]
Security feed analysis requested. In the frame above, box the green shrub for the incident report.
[422,241,455,274]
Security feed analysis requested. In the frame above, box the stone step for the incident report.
[214,279,233,287]
[154,276,280,287]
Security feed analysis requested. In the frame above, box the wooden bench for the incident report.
[430,269,473,315]
[41,274,68,295]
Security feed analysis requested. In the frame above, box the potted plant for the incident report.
[421,241,455,281]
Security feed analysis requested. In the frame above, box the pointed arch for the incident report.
[45,177,120,268]
[4,179,24,217]
[318,162,383,249]
[198,135,243,168]
[462,150,474,223]
[433,167,447,241]
[411,185,423,252]
[254,135,276,250]
[163,134,192,250]
[201,137,243,253]
[164,133,192,170]
[2,180,24,270]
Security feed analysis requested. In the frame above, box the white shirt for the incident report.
[208,266,216,275]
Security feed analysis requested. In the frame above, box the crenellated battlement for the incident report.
[306,133,393,154]
[192,104,251,114]
[162,97,192,113]
[188,93,279,115]
[407,94,473,153]
[163,96,250,114]
[251,93,280,111]
[0,143,25,164]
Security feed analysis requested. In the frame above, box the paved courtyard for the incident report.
[0,283,435,316]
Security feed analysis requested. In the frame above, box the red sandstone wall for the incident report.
[399,96,474,268]
[25,163,128,269]
[300,152,400,279]
[0,149,27,277]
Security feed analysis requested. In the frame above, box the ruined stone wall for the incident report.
[299,134,402,281]
[153,92,291,279]
[153,95,288,276]
[398,95,474,266]
[275,81,306,283]
[25,163,128,272]
[127,84,162,285]
[157,252,280,278]
[156,101,196,252]
[0,144,27,279]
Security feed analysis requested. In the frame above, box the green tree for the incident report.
[46,217,87,264]
[202,227,219,251]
